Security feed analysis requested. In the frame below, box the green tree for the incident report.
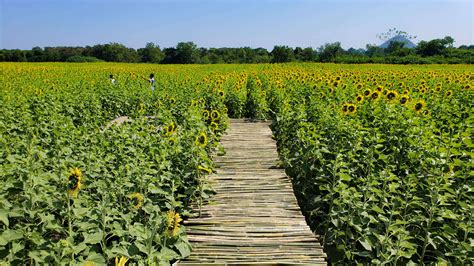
[416,36,455,56]
[366,44,384,57]
[138,42,164,63]
[175,42,200,64]
[301,47,317,61]
[254,48,271,63]
[161,48,177,64]
[101,43,140,62]
[271,45,294,63]
[318,42,344,62]
[293,47,303,61]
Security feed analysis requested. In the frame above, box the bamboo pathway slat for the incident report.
[178,119,326,265]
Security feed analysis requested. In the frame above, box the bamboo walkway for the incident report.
[179,119,326,265]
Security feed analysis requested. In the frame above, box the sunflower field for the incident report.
[268,64,473,264]
[0,62,472,265]
[0,63,231,265]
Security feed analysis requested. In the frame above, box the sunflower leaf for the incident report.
[175,241,192,258]
[83,231,103,245]
[85,252,106,264]
[0,209,9,227]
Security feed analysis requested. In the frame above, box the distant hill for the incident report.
[380,35,416,49]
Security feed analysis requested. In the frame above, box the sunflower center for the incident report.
[133,197,140,206]
[68,174,79,190]
[415,103,423,111]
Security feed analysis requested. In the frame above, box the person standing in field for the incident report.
[143,73,155,92]
[109,74,116,85]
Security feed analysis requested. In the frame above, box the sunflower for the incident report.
[168,137,177,146]
[399,95,409,105]
[165,210,183,237]
[169,98,176,105]
[202,110,210,120]
[363,89,372,97]
[210,122,219,131]
[195,132,208,148]
[210,110,220,121]
[341,103,349,114]
[347,103,357,114]
[413,99,426,113]
[67,167,82,197]
[166,122,176,136]
[445,90,453,97]
[162,125,169,136]
[376,86,383,92]
[386,90,399,102]
[191,100,199,107]
[129,193,144,209]
[115,256,129,266]
[371,91,379,100]
[355,94,364,103]
[218,90,225,98]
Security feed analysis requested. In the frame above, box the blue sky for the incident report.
[1,0,473,50]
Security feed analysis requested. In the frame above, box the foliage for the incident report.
[173,42,200,64]
[318,42,344,62]
[137,43,165,64]
[1,36,472,64]
[417,37,455,57]
[266,64,473,264]
[0,62,472,265]
[0,63,229,265]
[271,46,295,63]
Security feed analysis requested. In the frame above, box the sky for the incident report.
[1,0,473,50]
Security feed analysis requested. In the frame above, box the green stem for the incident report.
[322,154,339,246]
[420,206,433,261]
[101,196,108,259]
[66,194,74,262]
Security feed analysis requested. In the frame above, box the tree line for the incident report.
[1,37,473,64]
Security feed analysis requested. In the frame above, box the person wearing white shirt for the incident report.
[109,74,116,85]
